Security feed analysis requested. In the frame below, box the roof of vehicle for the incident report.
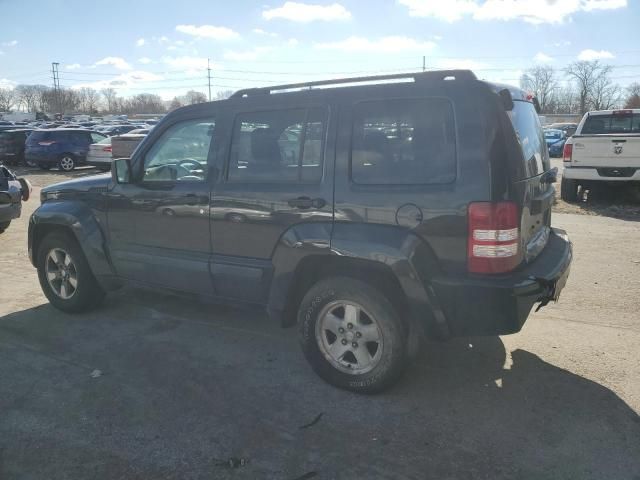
[544,129,564,135]
[0,128,34,133]
[33,128,92,133]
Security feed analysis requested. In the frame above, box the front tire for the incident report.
[560,178,578,202]
[298,277,408,394]
[37,231,104,313]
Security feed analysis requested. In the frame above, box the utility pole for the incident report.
[422,55,426,72]
[51,62,61,116]
[207,58,212,102]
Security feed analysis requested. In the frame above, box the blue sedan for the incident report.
[544,129,566,157]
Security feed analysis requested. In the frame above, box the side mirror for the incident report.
[112,158,132,184]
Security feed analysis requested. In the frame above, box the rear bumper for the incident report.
[563,166,640,181]
[431,229,572,336]
[86,155,112,167]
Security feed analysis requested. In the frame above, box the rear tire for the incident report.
[298,277,408,394]
[560,178,578,202]
[0,221,10,233]
[36,231,104,313]
[58,154,76,172]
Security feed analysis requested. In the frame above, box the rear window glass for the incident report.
[581,114,640,134]
[351,98,456,185]
[508,100,548,176]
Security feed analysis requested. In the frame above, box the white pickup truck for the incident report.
[561,109,640,201]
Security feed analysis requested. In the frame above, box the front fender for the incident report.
[29,201,115,282]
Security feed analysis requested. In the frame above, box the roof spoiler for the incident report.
[230,69,477,98]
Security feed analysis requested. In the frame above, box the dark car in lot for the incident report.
[98,125,140,136]
[0,129,33,165]
[0,163,31,233]
[25,129,107,171]
[29,70,572,393]
[544,128,567,157]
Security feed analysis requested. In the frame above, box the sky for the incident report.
[0,0,638,101]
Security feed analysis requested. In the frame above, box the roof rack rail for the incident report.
[230,69,477,99]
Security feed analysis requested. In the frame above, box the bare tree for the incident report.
[168,97,183,111]
[565,61,614,114]
[591,74,621,110]
[122,93,166,114]
[15,84,40,112]
[0,88,16,111]
[183,90,207,105]
[215,90,234,100]
[101,88,118,112]
[624,82,640,108]
[77,87,100,113]
[520,66,557,113]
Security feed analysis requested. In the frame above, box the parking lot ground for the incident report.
[1,177,639,479]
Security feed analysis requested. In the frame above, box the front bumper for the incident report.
[563,166,640,181]
[431,229,572,336]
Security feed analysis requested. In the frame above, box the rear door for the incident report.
[572,112,640,167]
[506,100,553,262]
[210,102,335,303]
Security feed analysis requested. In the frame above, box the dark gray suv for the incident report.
[28,71,572,393]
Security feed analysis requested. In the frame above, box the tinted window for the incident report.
[142,118,215,182]
[351,98,456,185]
[27,131,52,143]
[508,100,548,176]
[228,108,326,183]
[582,113,640,134]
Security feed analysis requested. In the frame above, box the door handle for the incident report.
[288,197,326,209]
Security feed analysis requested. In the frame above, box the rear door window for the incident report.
[350,98,456,185]
[508,100,548,177]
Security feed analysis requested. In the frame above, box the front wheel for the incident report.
[560,178,578,202]
[37,231,104,313]
[298,277,408,394]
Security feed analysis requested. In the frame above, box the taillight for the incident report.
[102,146,112,152]
[468,202,521,274]
[563,143,573,163]
[38,141,56,146]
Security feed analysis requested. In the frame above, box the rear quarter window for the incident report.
[582,114,640,134]
[350,97,456,185]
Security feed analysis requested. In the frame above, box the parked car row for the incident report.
[0,162,31,233]
[542,123,577,158]
[0,119,155,171]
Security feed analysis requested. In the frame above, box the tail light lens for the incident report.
[563,143,573,163]
[102,146,112,152]
[468,202,520,274]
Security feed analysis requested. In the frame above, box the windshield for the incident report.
[544,130,563,140]
[582,113,640,134]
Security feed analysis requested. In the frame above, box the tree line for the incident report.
[1,60,637,116]
[0,85,234,116]
[520,60,640,114]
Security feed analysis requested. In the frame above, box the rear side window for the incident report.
[508,100,548,177]
[228,108,326,183]
[27,131,51,143]
[351,98,456,185]
[582,113,640,134]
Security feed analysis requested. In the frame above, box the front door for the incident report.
[107,115,216,294]
[211,103,335,303]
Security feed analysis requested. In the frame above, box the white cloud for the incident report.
[94,56,132,70]
[398,0,477,22]
[0,51,4,56]
[578,49,615,60]
[65,63,82,70]
[136,38,145,47]
[0,78,16,88]
[176,24,240,40]
[1,40,18,47]
[287,38,299,46]
[70,70,164,90]
[138,57,153,64]
[398,0,627,24]
[316,36,436,53]
[533,52,554,63]
[253,28,278,37]
[162,56,209,70]
[263,2,351,22]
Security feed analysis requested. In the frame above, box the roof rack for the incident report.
[230,69,477,99]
